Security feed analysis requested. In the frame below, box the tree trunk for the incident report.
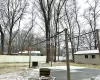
[94,39,97,49]
[54,19,58,62]
[46,30,50,63]
[8,33,12,55]
[0,25,4,55]
[71,41,74,61]
[1,33,4,55]
[58,33,60,61]
[94,30,97,49]
[54,37,56,62]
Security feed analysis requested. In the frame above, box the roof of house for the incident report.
[19,51,41,54]
[74,50,99,55]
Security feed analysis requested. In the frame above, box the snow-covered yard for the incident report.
[0,66,100,80]
[0,68,39,80]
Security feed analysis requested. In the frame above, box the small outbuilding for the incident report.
[74,50,100,65]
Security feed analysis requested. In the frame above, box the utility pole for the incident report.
[65,29,70,80]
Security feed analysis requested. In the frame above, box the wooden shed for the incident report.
[74,50,100,64]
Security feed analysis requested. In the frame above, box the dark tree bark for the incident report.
[0,25,4,55]
[8,30,12,55]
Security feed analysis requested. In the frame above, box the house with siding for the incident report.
[74,50,100,64]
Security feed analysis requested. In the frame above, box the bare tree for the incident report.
[73,0,81,51]
[83,0,100,49]
[80,30,94,50]
[37,0,55,63]
[0,0,9,55]
[53,0,66,62]
[20,2,36,53]
[63,0,76,61]
[0,0,28,55]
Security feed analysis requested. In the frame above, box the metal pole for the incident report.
[65,29,70,80]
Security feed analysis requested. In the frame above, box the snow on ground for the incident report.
[41,66,86,72]
[0,69,39,80]
[0,66,85,80]
[0,66,100,80]
[95,75,100,80]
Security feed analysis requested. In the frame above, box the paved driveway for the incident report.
[50,67,100,80]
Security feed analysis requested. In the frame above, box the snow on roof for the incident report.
[74,50,99,55]
[19,51,41,54]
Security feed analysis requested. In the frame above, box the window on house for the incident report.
[92,55,95,59]
[85,55,88,58]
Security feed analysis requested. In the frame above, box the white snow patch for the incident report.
[95,75,100,80]
[0,69,39,80]
[40,66,85,72]
[41,66,85,70]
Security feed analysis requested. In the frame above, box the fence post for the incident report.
[65,29,70,80]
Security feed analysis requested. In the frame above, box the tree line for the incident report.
[0,0,100,63]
